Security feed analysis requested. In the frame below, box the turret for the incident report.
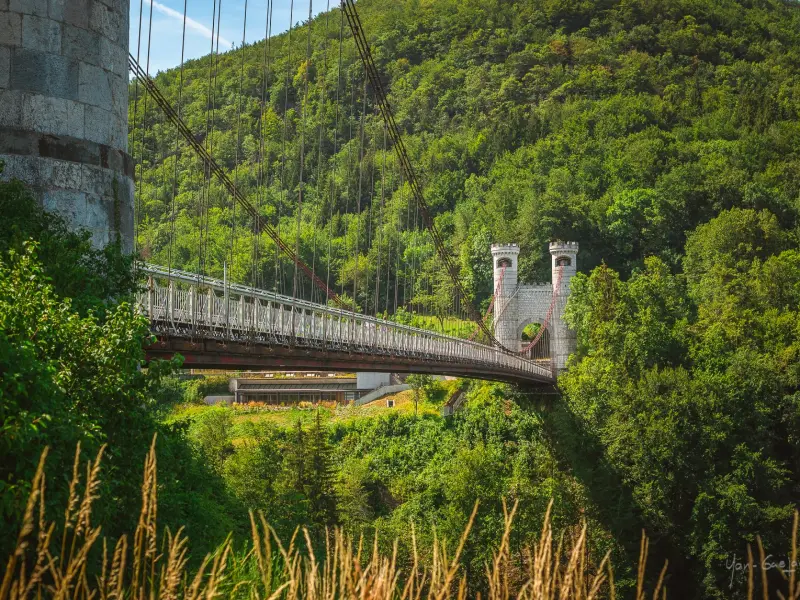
[491,244,520,351]
[549,241,579,371]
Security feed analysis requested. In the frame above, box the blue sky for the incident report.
[130,0,329,74]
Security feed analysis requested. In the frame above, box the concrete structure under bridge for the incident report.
[229,375,370,405]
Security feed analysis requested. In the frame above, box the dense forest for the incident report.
[2,0,800,598]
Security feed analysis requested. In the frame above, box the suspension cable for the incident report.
[254,0,274,290]
[293,0,314,301]
[376,122,388,316]
[340,0,499,345]
[310,0,333,305]
[129,54,347,307]
[326,4,346,306]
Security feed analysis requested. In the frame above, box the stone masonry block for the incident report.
[10,0,48,18]
[21,92,85,138]
[99,35,127,78]
[82,163,114,197]
[46,0,63,20]
[21,14,61,54]
[63,0,89,30]
[0,0,9,11]
[42,188,86,226]
[0,46,9,88]
[10,48,79,101]
[84,104,125,147]
[107,70,127,119]
[78,61,111,108]
[0,89,22,127]
[62,23,101,66]
[40,156,83,190]
[84,191,111,227]
[89,1,123,43]
[0,12,22,46]
[0,154,35,183]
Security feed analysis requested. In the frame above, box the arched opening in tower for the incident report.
[496,257,513,269]
[520,323,551,362]
[555,256,572,267]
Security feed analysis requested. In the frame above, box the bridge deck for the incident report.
[139,264,556,385]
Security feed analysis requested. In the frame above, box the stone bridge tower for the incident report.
[491,241,579,371]
[0,0,134,251]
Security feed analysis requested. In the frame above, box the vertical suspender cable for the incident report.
[326,4,345,304]
[135,0,154,260]
[231,0,250,284]
[374,121,387,317]
[199,0,219,279]
[278,0,295,296]
[352,70,367,311]
[256,0,275,291]
[167,0,189,279]
[340,70,356,302]
[383,151,394,316]
[310,0,333,305]
[293,0,314,301]
[131,0,144,260]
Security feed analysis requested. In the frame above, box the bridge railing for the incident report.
[136,263,554,380]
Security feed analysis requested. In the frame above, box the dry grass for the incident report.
[2,441,798,599]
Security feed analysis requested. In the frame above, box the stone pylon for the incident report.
[0,0,134,251]
[491,241,579,371]
[548,241,578,371]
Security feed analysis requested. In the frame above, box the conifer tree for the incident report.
[305,410,338,526]
[287,419,306,495]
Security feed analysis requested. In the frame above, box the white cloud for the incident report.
[141,0,233,48]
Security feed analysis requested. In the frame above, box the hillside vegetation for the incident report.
[134,0,800,302]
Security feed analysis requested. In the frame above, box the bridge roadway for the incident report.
[138,264,556,385]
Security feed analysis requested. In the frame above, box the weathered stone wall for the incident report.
[0,0,133,251]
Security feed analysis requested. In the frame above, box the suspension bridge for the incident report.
[0,0,578,385]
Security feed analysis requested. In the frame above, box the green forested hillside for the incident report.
[133,0,800,306]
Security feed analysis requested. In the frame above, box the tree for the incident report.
[286,419,306,496]
[406,374,435,416]
[0,164,136,316]
[335,457,373,533]
[561,209,800,596]
[305,411,337,526]
[223,422,282,514]
[191,408,234,474]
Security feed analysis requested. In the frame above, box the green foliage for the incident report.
[305,411,338,526]
[0,180,236,558]
[183,375,232,404]
[0,165,136,316]
[191,407,235,473]
[561,208,800,597]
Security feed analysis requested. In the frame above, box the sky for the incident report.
[129,0,329,74]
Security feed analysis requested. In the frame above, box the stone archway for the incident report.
[517,320,551,361]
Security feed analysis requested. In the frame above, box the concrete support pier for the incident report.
[0,0,133,251]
